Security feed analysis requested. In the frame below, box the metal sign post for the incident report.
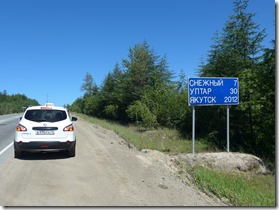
[188,77,239,154]
[192,106,195,154]
[227,105,230,152]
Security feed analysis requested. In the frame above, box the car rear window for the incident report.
[24,110,67,122]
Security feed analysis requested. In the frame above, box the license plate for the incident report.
[36,130,54,135]
[40,144,49,148]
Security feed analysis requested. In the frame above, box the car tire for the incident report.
[14,149,22,158]
[68,147,76,157]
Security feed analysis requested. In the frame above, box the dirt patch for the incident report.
[174,152,268,174]
[140,149,268,175]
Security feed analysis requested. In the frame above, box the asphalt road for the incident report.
[0,113,22,166]
[0,115,224,207]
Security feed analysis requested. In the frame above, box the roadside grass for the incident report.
[74,113,210,154]
[74,113,276,207]
[187,166,275,206]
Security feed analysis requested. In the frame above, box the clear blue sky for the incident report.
[0,0,275,107]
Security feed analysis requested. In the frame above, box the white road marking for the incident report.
[0,142,13,156]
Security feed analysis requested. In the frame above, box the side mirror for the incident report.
[72,117,78,121]
[20,117,22,120]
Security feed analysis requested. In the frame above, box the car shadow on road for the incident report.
[17,151,71,160]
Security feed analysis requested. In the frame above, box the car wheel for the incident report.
[68,147,76,157]
[14,149,22,158]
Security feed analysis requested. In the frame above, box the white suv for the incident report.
[14,104,77,158]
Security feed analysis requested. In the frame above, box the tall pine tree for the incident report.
[122,41,173,103]
[198,0,273,162]
[200,0,266,77]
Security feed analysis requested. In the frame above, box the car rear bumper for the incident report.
[14,141,76,152]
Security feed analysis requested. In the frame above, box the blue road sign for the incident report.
[188,77,239,106]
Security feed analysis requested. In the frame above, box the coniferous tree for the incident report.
[200,0,266,77]
[81,72,98,96]
[198,0,274,163]
[0,91,39,114]
[100,63,125,120]
[80,72,100,116]
[122,41,173,103]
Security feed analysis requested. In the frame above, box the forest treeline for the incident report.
[0,90,39,114]
[68,0,275,164]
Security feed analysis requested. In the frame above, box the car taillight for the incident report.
[16,124,27,132]
[63,124,74,132]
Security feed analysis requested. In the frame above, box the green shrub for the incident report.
[127,100,157,128]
